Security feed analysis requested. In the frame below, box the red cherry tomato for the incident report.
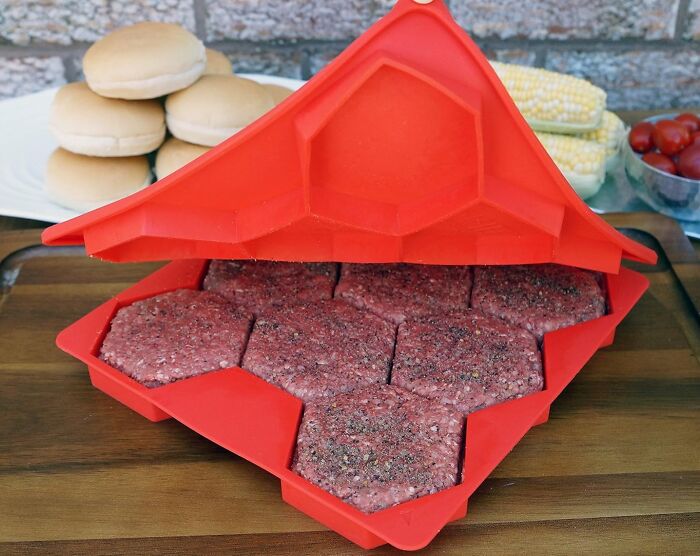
[628,122,655,153]
[677,145,700,180]
[688,131,700,148]
[675,113,700,134]
[642,152,677,175]
[652,120,691,156]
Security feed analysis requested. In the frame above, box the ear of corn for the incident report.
[491,61,606,134]
[535,132,607,199]
[580,110,627,171]
[490,61,616,199]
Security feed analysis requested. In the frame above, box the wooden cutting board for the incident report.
[0,212,698,555]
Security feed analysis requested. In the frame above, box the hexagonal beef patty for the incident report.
[100,289,252,388]
[335,263,472,325]
[203,260,338,314]
[471,264,606,342]
[241,300,395,401]
[392,310,543,414]
[293,384,464,513]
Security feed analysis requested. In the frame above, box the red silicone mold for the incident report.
[42,0,657,550]
[55,261,649,550]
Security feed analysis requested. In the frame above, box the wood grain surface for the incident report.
[0,213,698,555]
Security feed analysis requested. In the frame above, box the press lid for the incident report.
[42,0,656,273]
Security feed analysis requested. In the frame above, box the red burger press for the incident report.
[42,0,657,550]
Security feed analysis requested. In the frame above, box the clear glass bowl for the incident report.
[623,113,700,222]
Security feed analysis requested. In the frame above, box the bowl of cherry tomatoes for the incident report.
[624,112,700,221]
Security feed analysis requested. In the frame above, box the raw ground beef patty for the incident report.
[293,384,464,513]
[392,310,543,414]
[335,263,472,325]
[471,264,606,342]
[100,289,252,388]
[241,300,395,401]
[203,260,338,314]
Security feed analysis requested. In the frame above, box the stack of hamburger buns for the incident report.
[46,22,293,213]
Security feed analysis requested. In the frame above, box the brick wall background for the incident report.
[0,0,699,109]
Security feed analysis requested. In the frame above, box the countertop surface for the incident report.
[0,211,698,555]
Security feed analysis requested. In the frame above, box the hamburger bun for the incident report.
[45,148,152,212]
[204,48,232,75]
[155,137,211,179]
[264,83,294,104]
[165,75,274,146]
[83,22,205,99]
[49,82,166,157]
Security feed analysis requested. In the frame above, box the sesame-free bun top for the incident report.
[155,137,211,180]
[45,148,152,212]
[165,75,274,147]
[264,84,294,104]
[204,48,232,75]
[49,82,166,157]
[83,22,205,99]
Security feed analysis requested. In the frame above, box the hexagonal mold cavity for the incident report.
[306,62,482,235]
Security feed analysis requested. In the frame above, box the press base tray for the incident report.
[54,257,648,550]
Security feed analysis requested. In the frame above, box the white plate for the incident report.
[0,74,306,224]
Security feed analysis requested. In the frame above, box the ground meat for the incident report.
[293,384,464,513]
[99,289,252,388]
[335,263,472,325]
[392,310,542,414]
[203,260,338,314]
[241,300,395,401]
[471,264,606,342]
